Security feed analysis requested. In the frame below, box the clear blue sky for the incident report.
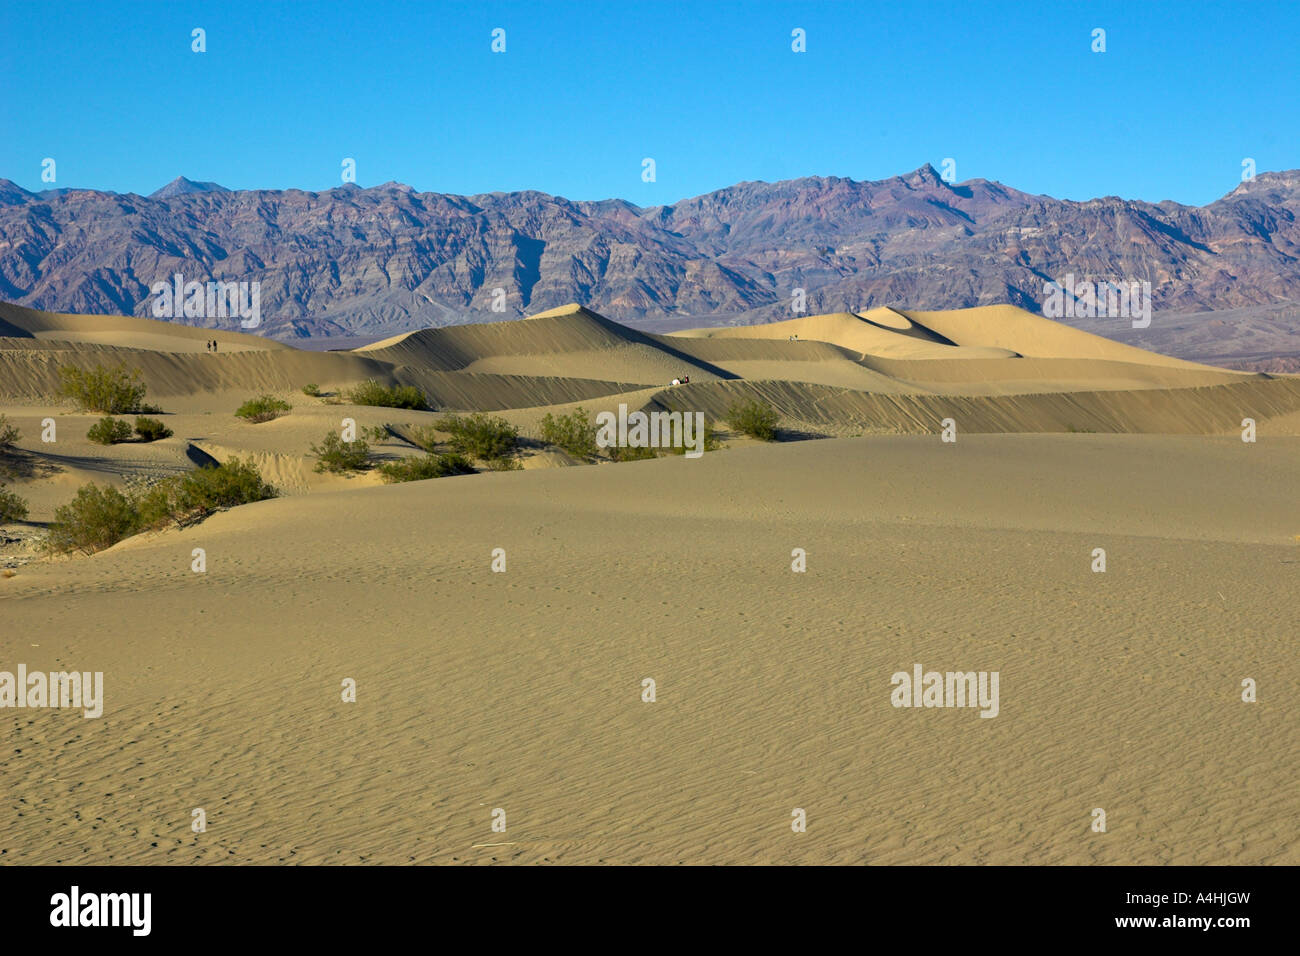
[1,0,1295,206]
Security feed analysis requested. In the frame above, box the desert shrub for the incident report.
[0,484,29,523]
[665,419,723,455]
[363,424,391,443]
[377,452,477,483]
[538,407,599,459]
[175,458,275,515]
[58,364,148,414]
[46,460,275,552]
[44,483,139,555]
[135,458,276,529]
[86,416,133,445]
[134,416,173,442]
[408,425,440,453]
[0,414,19,449]
[132,483,178,531]
[0,416,22,481]
[432,451,475,475]
[302,383,321,396]
[235,395,291,423]
[605,415,721,460]
[609,443,658,462]
[345,379,428,410]
[311,431,371,473]
[436,412,519,464]
[725,398,780,441]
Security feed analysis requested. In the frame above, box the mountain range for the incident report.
[1,165,1298,364]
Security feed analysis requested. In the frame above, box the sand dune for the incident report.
[638,376,1300,436]
[4,298,1299,512]
[857,355,1249,394]
[361,304,734,385]
[674,308,995,360]
[0,301,288,351]
[3,434,1296,864]
[1,299,1297,865]
[669,304,1257,394]
[899,304,1217,368]
[1,299,1275,411]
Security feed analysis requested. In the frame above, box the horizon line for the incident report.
[4,163,1293,211]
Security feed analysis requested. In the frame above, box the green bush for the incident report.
[132,483,176,531]
[136,458,276,530]
[0,484,29,523]
[311,431,371,473]
[539,407,599,459]
[58,364,148,414]
[604,416,721,459]
[179,458,276,514]
[436,413,518,463]
[345,379,428,410]
[408,425,440,453]
[134,416,173,442]
[609,443,658,462]
[46,460,276,553]
[725,398,780,441]
[363,424,391,443]
[0,414,19,449]
[301,383,321,396]
[235,395,292,423]
[87,416,133,445]
[44,483,139,555]
[665,419,723,455]
[377,452,477,483]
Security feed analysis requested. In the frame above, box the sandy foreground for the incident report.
[0,300,1297,864]
[2,434,1296,865]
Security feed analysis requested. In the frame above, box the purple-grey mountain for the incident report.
[1,165,1297,363]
